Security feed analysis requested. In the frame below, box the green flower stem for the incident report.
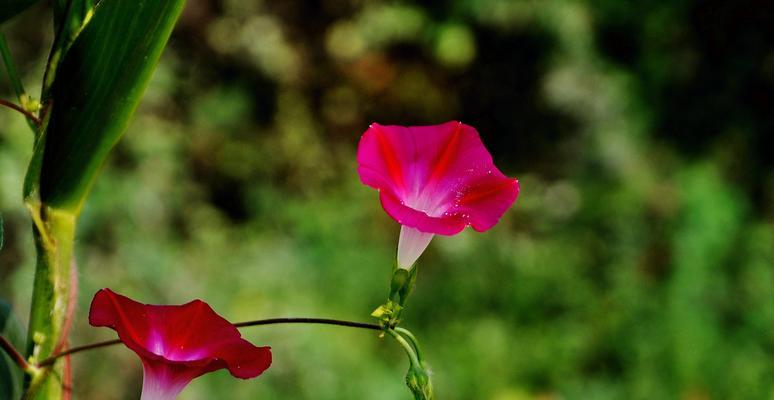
[0,335,34,373]
[0,98,41,125]
[36,318,381,366]
[386,328,421,368]
[387,328,434,400]
[23,205,76,400]
[234,317,381,330]
[395,326,424,363]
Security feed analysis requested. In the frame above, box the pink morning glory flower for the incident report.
[89,289,272,400]
[357,121,519,269]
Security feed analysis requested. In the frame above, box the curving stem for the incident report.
[386,328,434,400]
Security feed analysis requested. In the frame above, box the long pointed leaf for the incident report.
[36,0,185,211]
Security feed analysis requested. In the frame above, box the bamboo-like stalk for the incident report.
[23,206,76,400]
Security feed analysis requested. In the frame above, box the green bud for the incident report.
[406,363,433,400]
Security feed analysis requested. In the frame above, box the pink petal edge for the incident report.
[357,121,520,236]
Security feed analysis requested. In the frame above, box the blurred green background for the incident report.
[2,0,773,399]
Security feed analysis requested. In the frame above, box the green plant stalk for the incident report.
[22,205,75,400]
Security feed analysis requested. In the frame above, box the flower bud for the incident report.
[406,363,433,400]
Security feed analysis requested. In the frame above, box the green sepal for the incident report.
[371,300,403,327]
[406,363,433,400]
[373,265,419,327]
[389,266,418,307]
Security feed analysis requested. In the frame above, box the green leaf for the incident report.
[0,301,24,400]
[52,0,76,31]
[49,0,94,64]
[0,0,40,24]
[34,0,185,212]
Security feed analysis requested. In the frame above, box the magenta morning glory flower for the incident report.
[89,289,272,400]
[357,121,519,269]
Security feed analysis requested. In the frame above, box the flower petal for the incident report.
[379,191,466,235]
[89,289,272,398]
[358,121,519,235]
[448,173,520,232]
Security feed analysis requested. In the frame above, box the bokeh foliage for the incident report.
[1,0,773,399]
